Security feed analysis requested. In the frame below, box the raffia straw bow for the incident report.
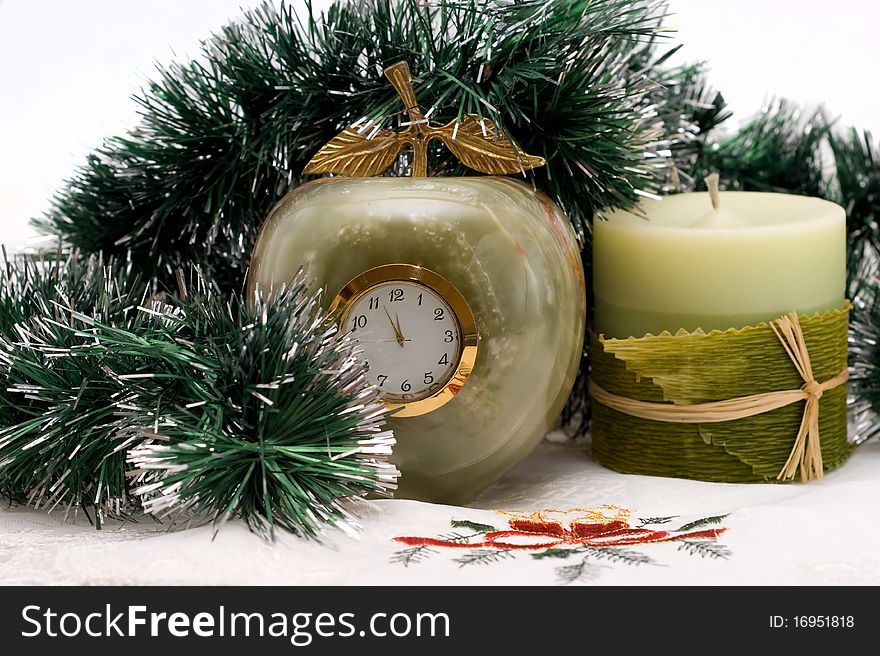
[588,312,849,482]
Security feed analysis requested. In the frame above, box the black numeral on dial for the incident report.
[434,308,444,321]
[389,288,404,302]
[351,315,367,329]
[444,330,454,342]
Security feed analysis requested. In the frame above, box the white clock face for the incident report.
[344,280,462,402]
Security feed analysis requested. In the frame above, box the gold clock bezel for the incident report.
[329,264,479,418]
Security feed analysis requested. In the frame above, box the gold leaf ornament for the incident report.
[434,115,546,175]
[303,126,405,177]
[304,61,546,178]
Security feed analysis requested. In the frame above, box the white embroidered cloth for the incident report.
[2,439,878,585]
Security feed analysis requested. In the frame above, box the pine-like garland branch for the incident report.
[695,99,829,196]
[830,129,880,291]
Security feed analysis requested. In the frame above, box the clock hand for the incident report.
[394,313,407,346]
[359,338,412,344]
[384,307,406,347]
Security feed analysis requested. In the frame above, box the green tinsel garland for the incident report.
[0,254,396,537]
[0,253,152,523]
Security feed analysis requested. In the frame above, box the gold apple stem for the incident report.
[384,61,430,177]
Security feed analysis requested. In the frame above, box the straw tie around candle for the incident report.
[589,311,849,482]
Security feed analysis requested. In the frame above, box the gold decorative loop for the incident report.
[589,311,849,483]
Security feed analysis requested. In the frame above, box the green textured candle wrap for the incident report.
[589,304,852,482]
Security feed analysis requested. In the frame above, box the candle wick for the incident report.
[705,173,720,210]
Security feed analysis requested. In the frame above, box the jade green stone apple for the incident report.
[247,62,585,504]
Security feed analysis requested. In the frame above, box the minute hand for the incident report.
[384,307,406,347]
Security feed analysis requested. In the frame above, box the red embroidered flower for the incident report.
[394,506,727,551]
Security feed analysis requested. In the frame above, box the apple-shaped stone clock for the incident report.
[249,62,585,504]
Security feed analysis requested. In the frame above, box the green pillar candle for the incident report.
[590,180,851,483]
[593,186,846,338]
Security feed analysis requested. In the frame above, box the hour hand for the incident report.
[384,307,406,347]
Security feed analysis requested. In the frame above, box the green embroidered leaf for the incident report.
[675,514,729,533]
[532,548,574,560]
[450,519,496,533]
[453,550,514,567]
[437,532,474,544]
[677,540,732,560]
[637,515,678,527]
[556,557,605,585]
[390,545,436,567]
[581,546,655,566]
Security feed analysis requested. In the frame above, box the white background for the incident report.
[0,0,877,247]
